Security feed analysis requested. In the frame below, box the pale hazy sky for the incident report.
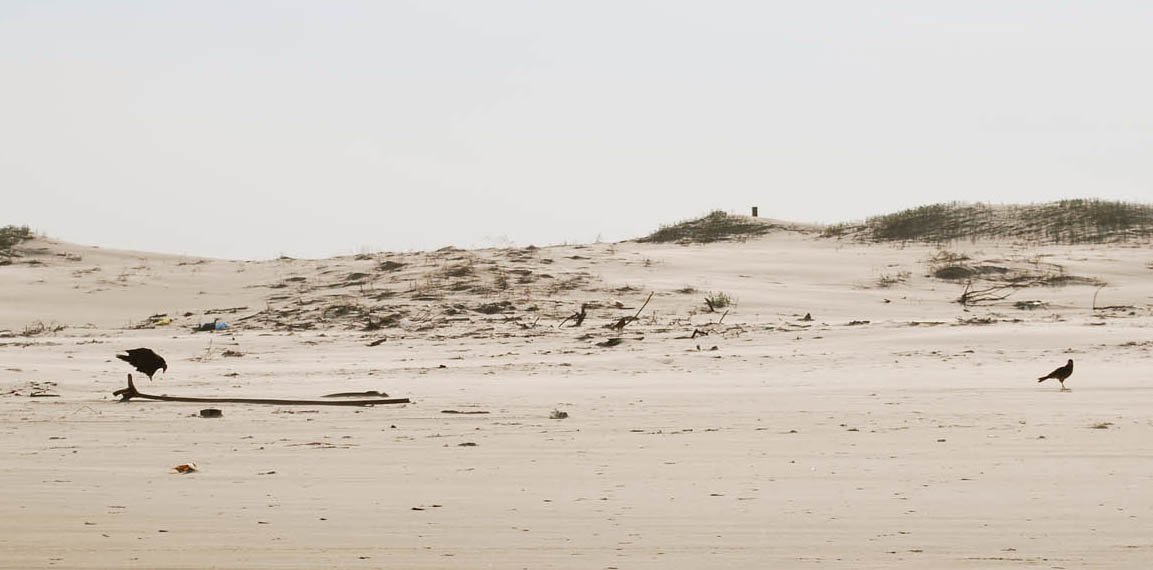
[3,2,1151,259]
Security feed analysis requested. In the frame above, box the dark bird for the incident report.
[1038,359,1074,391]
[116,348,168,381]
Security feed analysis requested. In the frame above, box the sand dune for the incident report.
[2,227,1153,569]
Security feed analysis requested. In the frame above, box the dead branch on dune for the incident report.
[113,375,410,406]
[957,280,1015,306]
[558,303,588,327]
[608,292,654,331]
[682,309,730,339]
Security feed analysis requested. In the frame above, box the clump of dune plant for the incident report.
[639,211,776,244]
[0,225,33,262]
[704,291,734,312]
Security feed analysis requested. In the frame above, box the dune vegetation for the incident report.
[0,225,32,263]
[824,199,1153,244]
[643,200,1153,246]
[637,210,783,244]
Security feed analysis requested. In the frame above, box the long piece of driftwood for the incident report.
[113,375,410,406]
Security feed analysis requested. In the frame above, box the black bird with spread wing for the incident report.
[1038,359,1073,391]
[117,348,168,381]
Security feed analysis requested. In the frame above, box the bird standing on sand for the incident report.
[116,348,168,381]
[1038,359,1074,391]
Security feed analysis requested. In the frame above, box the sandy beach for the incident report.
[2,226,1152,569]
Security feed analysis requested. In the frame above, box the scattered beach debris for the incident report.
[549,409,569,420]
[596,338,624,348]
[199,408,223,418]
[5,380,59,397]
[192,319,219,332]
[441,409,489,415]
[132,314,172,329]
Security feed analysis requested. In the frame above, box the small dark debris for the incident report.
[475,301,514,315]
[324,390,388,398]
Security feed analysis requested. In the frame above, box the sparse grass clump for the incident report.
[704,291,734,311]
[876,271,912,288]
[639,210,775,244]
[21,320,65,337]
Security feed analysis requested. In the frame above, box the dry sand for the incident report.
[2,230,1152,569]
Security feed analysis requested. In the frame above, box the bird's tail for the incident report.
[115,354,130,363]
[1037,376,1048,382]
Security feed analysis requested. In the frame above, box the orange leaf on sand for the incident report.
[172,463,198,474]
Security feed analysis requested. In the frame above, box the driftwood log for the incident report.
[113,374,410,406]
